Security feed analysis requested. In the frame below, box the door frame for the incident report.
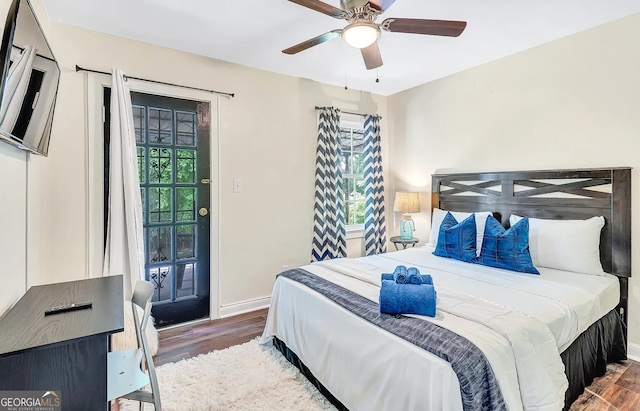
[85,72,221,320]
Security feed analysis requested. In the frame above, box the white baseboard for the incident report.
[219,296,271,318]
[628,343,640,362]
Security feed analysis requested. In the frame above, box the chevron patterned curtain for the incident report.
[363,115,387,256]
[311,107,347,262]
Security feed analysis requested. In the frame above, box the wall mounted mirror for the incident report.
[0,0,60,156]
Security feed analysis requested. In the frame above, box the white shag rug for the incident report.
[120,339,337,411]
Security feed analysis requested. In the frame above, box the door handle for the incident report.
[201,178,211,184]
[199,208,209,217]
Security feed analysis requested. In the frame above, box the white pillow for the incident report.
[429,208,492,256]
[509,215,605,275]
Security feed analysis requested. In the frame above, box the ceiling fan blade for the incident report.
[288,0,345,18]
[361,42,383,70]
[367,0,397,11]
[282,30,343,55]
[383,18,467,37]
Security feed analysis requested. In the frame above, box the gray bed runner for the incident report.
[280,268,507,411]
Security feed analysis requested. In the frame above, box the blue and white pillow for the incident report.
[428,208,492,256]
[475,215,539,274]
[433,212,477,263]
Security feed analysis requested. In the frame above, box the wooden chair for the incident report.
[108,281,162,410]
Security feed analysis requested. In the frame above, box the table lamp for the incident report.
[394,192,421,240]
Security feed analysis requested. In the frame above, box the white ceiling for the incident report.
[41,0,640,96]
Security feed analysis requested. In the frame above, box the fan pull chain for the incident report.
[376,69,380,83]
[344,45,348,90]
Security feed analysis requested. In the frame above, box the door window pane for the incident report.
[176,225,196,260]
[176,111,197,147]
[176,188,196,222]
[140,188,146,221]
[149,148,173,184]
[176,150,197,184]
[149,265,172,302]
[149,187,172,223]
[148,108,172,144]
[176,263,196,298]
[137,147,146,184]
[133,105,146,143]
[149,226,172,263]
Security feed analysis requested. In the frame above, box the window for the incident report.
[339,117,365,229]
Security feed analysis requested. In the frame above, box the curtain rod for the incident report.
[315,106,381,119]
[75,65,235,98]
[13,44,56,63]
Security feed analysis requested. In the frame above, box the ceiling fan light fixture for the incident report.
[341,22,380,49]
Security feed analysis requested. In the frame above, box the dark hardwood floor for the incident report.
[155,308,268,366]
[155,309,639,410]
[570,360,640,411]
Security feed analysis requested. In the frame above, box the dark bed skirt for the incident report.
[561,309,626,409]
[272,338,348,411]
[273,308,627,411]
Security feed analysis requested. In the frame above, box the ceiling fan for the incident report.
[283,0,467,70]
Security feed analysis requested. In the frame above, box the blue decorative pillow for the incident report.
[475,216,539,274]
[433,212,477,262]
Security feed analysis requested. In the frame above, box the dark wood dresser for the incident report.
[0,275,124,410]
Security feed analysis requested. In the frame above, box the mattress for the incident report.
[259,246,620,411]
[378,246,620,352]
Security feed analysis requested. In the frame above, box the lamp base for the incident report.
[399,215,415,240]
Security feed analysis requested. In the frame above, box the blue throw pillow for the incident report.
[476,216,539,274]
[433,212,477,262]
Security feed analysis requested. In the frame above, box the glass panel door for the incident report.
[104,89,211,327]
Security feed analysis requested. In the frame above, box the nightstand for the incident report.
[390,236,420,251]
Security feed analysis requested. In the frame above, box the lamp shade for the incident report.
[393,192,421,213]
[341,22,380,49]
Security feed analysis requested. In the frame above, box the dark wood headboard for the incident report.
[431,168,632,329]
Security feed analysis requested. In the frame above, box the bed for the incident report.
[259,168,631,411]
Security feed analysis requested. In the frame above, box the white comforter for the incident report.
[259,246,619,411]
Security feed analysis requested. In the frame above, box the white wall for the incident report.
[0,143,27,314]
[7,0,632,342]
[0,1,47,316]
[0,0,389,315]
[387,13,640,346]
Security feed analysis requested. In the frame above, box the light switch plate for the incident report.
[233,179,243,193]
